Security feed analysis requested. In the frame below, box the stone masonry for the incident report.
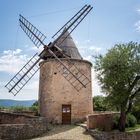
[0,111,48,140]
[39,58,93,124]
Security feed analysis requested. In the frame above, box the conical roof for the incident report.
[56,30,82,59]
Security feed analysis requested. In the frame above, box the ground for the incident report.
[31,125,95,140]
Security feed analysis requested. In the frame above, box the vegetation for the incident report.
[0,101,38,113]
[93,42,140,131]
[29,101,38,113]
[113,114,137,130]
[126,124,140,132]
[131,94,140,124]
[93,95,117,111]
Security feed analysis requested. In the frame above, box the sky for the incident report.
[0,0,140,100]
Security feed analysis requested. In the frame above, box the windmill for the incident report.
[5,5,93,96]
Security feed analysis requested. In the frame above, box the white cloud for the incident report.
[91,68,103,96]
[3,49,22,55]
[0,49,28,73]
[89,46,101,52]
[26,45,44,53]
[83,55,93,62]
[74,39,79,45]
[135,20,140,32]
[137,8,140,13]
[0,49,39,100]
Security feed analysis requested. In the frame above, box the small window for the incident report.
[67,108,70,112]
[62,108,67,113]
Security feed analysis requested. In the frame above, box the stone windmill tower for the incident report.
[39,30,93,124]
[5,5,93,124]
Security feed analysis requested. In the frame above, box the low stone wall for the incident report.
[0,111,35,124]
[87,112,119,131]
[0,111,48,140]
[88,129,140,140]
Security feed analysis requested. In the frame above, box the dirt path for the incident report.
[31,125,95,140]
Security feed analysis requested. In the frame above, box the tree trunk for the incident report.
[119,106,126,132]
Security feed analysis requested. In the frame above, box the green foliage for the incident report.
[125,114,137,127]
[0,103,38,113]
[9,106,29,112]
[131,94,140,124]
[94,42,140,106]
[113,115,120,129]
[93,96,117,111]
[94,42,140,131]
[0,106,5,110]
[30,101,38,112]
[93,96,106,111]
[32,101,38,106]
[113,114,137,129]
[29,105,38,112]
[126,124,140,132]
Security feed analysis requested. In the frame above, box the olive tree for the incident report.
[94,42,140,131]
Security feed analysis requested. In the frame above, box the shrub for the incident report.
[126,114,137,127]
[113,114,137,129]
[113,114,120,129]
[9,106,29,112]
[29,105,38,112]
[132,109,140,124]
[0,106,5,110]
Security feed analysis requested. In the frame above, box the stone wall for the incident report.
[0,111,48,140]
[88,129,140,140]
[87,112,119,131]
[0,111,34,124]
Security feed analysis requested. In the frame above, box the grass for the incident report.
[126,124,140,132]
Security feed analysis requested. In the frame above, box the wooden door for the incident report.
[62,104,71,124]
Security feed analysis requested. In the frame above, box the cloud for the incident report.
[135,20,140,32]
[83,55,93,62]
[89,46,101,52]
[0,49,28,73]
[25,45,43,53]
[91,68,102,96]
[3,49,22,55]
[0,48,40,100]
[137,8,140,13]
[78,44,101,63]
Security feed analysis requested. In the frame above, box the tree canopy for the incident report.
[93,95,117,111]
[94,42,140,131]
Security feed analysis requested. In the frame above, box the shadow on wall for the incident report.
[87,112,120,131]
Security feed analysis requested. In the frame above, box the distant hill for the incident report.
[0,99,37,107]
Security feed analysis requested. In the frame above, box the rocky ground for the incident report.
[31,125,95,140]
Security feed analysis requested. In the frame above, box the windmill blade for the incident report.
[52,5,93,47]
[5,53,41,96]
[48,49,91,91]
[46,5,92,91]
[19,14,46,47]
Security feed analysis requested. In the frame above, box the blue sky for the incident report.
[0,0,140,100]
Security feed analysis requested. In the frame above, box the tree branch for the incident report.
[130,75,140,92]
[126,87,140,114]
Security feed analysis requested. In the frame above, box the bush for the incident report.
[126,114,137,127]
[9,106,29,112]
[29,106,38,112]
[113,115,120,129]
[113,114,137,129]
[0,106,5,110]
[132,109,140,124]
